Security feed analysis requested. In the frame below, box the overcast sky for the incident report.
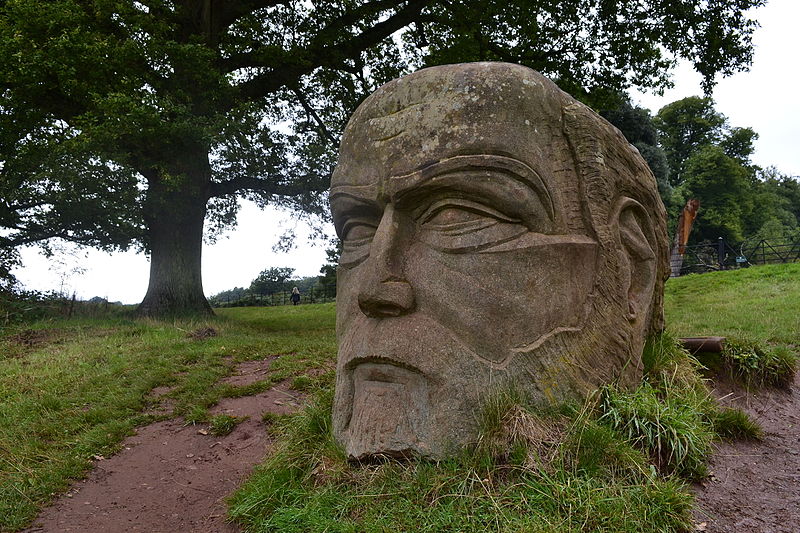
[13,0,800,304]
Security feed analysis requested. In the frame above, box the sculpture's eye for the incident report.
[340,220,377,267]
[342,221,377,242]
[417,200,527,253]
[421,201,517,230]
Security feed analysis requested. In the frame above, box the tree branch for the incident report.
[209,175,329,198]
[291,87,338,145]
[233,0,432,103]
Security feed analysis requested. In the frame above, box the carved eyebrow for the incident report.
[328,188,383,238]
[385,154,556,223]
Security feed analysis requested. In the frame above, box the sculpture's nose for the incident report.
[357,205,416,318]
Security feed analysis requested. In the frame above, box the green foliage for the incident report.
[601,98,672,207]
[317,239,341,291]
[748,168,800,242]
[655,96,728,186]
[209,414,246,437]
[249,267,296,295]
[721,126,759,165]
[681,145,753,243]
[719,337,797,389]
[1,0,765,314]
[711,408,763,440]
[649,95,800,244]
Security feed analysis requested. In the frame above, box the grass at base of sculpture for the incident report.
[228,333,756,532]
[0,304,337,532]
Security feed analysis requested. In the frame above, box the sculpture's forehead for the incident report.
[333,63,571,189]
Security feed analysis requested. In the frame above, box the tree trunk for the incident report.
[136,158,214,318]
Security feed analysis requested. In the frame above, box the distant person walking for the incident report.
[291,286,301,305]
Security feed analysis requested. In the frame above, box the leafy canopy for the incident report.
[0,0,765,299]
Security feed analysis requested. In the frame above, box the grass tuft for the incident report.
[208,414,247,436]
[718,337,797,388]
[711,408,763,440]
[290,374,314,391]
[597,384,713,480]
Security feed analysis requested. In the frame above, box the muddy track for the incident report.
[22,358,301,533]
[21,364,800,532]
[693,372,800,533]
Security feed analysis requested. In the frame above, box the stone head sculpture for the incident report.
[330,62,669,460]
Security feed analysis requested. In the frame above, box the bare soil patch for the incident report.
[219,357,276,388]
[22,358,300,533]
[693,372,800,532]
[144,385,178,417]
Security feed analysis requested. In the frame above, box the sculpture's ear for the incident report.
[612,198,657,326]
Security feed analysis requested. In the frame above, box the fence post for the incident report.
[717,237,725,270]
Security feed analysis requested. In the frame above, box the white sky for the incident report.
[13,0,800,304]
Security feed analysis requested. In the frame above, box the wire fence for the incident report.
[670,238,800,276]
[209,283,337,308]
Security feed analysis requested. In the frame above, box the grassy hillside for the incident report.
[665,262,800,344]
[1,263,797,532]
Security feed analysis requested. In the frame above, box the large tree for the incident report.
[600,98,672,207]
[680,145,753,243]
[0,0,764,316]
[654,96,760,186]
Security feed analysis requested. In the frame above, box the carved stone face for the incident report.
[330,63,668,460]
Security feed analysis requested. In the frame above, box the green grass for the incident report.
[2,263,797,532]
[717,337,797,388]
[228,387,696,533]
[665,263,799,388]
[711,408,763,440]
[209,414,247,436]
[665,262,800,344]
[0,303,337,532]
[227,334,739,532]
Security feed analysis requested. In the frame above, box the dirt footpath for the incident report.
[22,359,301,533]
[21,362,800,532]
[693,372,800,533]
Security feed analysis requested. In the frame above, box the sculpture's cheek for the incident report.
[406,237,599,366]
